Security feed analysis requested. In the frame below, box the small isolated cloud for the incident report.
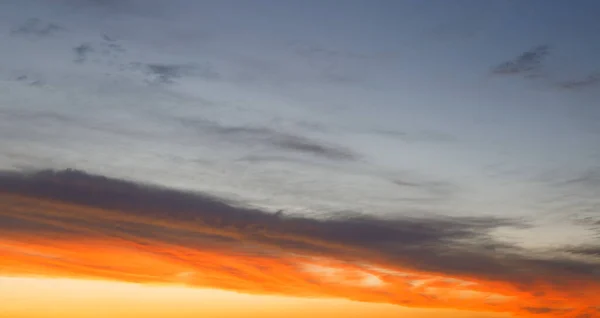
[491,45,550,78]
[565,245,600,258]
[557,72,600,90]
[10,18,65,37]
[73,43,94,63]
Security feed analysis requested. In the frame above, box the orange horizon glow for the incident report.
[1,190,599,318]
[0,275,514,318]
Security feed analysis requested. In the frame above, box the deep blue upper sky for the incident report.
[1,0,599,250]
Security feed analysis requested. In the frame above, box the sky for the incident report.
[0,1,599,318]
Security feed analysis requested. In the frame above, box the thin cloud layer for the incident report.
[2,2,600,317]
[1,169,599,318]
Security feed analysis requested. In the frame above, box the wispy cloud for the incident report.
[491,45,550,78]
[73,43,94,63]
[0,169,598,317]
[177,118,360,162]
[557,72,600,90]
[10,18,65,37]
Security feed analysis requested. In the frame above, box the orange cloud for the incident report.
[0,169,599,318]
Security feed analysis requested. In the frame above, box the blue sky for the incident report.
[1,0,599,252]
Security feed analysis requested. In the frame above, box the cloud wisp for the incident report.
[73,43,94,63]
[177,118,360,162]
[491,45,550,78]
[0,169,598,317]
[557,72,600,90]
[10,18,65,37]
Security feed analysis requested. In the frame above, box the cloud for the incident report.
[12,74,45,87]
[145,63,193,83]
[10,18,65,37]
[73,43,94,63]
[557,72,600,90]
[564,246,600,258]
[490,45,600,92]
[177,118,360,161]
[130,62,219,84]
[390,177,458,201]
[491,45,550,78]
[0,169,599,317]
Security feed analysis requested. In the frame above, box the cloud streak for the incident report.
[557,72,600,90]
[177,118,360,161]
[0,169,598,317]
[491,45,550,78]
[73,43,93,63]
[10,18,65,37]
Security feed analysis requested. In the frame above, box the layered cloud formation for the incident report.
[1,169,598,318]
[2,2,600,318]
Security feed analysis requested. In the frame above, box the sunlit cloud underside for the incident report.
[0,170,598,318]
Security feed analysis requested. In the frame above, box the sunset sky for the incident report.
[0,1,599,318]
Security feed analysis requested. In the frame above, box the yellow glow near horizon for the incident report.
[0,275,510,318]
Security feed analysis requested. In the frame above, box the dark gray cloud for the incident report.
[491,45,550,77]
[0,169,509,259]
[145,63,190,83]
[73,43,93,63]
[178,118,360,161]
[10,18,65,37]
[1,169,598,285]
[71,36,127,65]
[564,245,600,258]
